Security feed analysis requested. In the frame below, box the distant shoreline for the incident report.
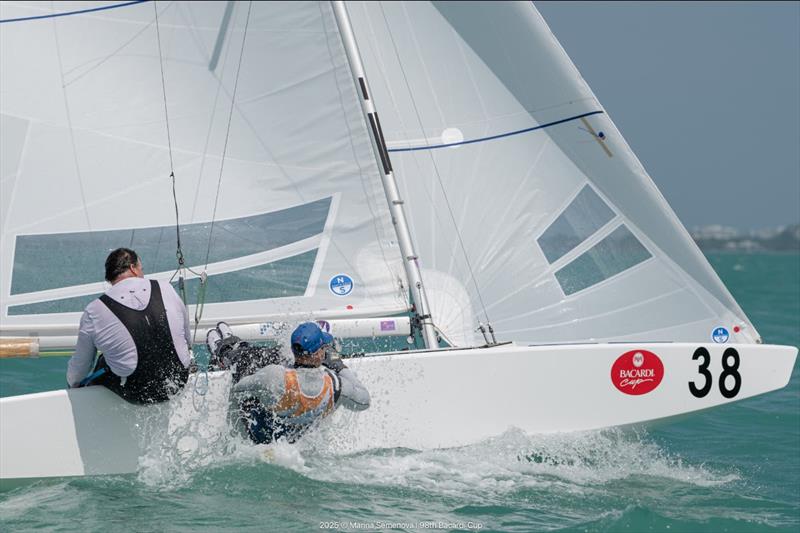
[702,249,800,255]
[691,224,799,253]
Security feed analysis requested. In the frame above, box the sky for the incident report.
[536,1,800,231]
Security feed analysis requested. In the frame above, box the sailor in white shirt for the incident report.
[66,248,191,404]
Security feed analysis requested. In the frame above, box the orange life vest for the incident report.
[273,369,336,422]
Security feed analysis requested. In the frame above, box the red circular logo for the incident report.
[611,349,664,395]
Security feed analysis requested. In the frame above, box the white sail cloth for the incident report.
[0,1,408,336]
[348,0,758,345]
[1,1,759,347]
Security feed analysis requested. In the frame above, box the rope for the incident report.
[171,172,184,266]
[190,271,208,348]
[163,0,250,350]
[378,4,493,328]
[153,1,175,173]
[153,2,189,278]
[184,0,251,349]
[153,0,210,353]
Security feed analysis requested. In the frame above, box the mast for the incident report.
[330,1,439,350]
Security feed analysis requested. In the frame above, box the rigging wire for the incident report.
[377,4,494,330]
[153,1,189,283]
[153,0,209,358]
[152,0,251,353]
[153,1,175,173]
[183,0,251,353]
[152,1,233,407]
[175,0,252,352]
[189,0,252,350]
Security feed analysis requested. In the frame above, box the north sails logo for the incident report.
[611,350,664,395]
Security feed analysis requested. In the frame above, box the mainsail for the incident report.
[1,0,759,348]
[348,1,759,346]
[0,1,409,339]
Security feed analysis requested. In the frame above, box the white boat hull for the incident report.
[1,342,796,481]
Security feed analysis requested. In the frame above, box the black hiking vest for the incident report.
[96,280,188,404]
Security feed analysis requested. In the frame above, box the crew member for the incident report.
[214,321,370,444]
[66,248,191,404]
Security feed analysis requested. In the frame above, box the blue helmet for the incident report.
[291,322,333,357]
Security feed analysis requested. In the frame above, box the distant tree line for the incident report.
[692,224,800,252]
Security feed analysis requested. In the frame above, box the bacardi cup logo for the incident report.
[611,349,664,395]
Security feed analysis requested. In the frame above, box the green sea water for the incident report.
[1,252,798,532]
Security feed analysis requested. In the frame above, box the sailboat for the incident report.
[0,1,796,482]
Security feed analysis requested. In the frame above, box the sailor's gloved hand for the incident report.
[322,347,347,373]
[323,358,346,373]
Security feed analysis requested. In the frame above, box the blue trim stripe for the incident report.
[0,1,148,24]
[387,110,604,153]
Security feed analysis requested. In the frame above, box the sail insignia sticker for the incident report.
[329,274,354,296]
[712,327,730,343]
[611,350,664,395]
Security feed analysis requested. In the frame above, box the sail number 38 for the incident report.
[689,347,741,399]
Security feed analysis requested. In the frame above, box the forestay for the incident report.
[0,1,408,339]
[348,1,758,346]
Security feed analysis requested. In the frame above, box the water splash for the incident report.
[127,380,739,497]
[290,427,738,498]
[95,371,738,497]
[136,372,237,488]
